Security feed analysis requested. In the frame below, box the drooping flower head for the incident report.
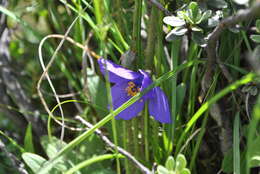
[98,58,171,123]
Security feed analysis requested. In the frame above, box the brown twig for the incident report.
[147,0,172,16]
[203,2,260,92]
[75,116,152,174]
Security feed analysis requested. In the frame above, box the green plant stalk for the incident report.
[145,6,157,70]
[234,112,241,174]
[111,119,121,174]
[189,111,209,172]
[93,0,103,25]
[183,42,198,82]
[187,63,198,117]
[175,73,256,154]
[37,60,202,174]
[65,154,124,174]
[144,103,149,162]
[132,118,139,164]
[155,6,167,76]
[132,0,142,67]
[114,0,124,35]
[189,72,218,171]
[166,39,181,155]
[151,120,159,162]
[0,130,25,153]
[123,122,130,174]
[59,0,101,39]
[246,96,260,174]
[103,55,121,174]
[232,37,241,79]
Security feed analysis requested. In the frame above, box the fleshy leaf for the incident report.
[208,11,223,27]
[163,16,186,27]
[181,168,191,174]
[22,153,47,173]
[165,156,175,171]
[191,26,203,32]
[192,32,207,47]
[250,35,260,43]
[208,0,228,9]
[157,165,169,174]
[233,0,249,5]
[189,2,199,19]
[250,87,258,96]
[197,10,212,24]
[166,27,187,41]
[176,154,187,171]
[256,19,260,33]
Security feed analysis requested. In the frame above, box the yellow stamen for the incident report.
[125,81,140,97]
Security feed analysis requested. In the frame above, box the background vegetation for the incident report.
[0,0,260,174]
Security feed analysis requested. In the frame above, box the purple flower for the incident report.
[98,58,171,123]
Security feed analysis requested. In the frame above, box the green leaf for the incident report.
[191,26,203,32]
[176,83,186,114]
[208,11,223,27]
[180,168,191,174]
[191,32,206,47]
[22,153,47,173]
[91,169,116,174]
[188,2,200,23]
[166,27,188,41]
[176,154,187,171]
[250,35,260,43]
[248,135,260,167]
[208,0,228,9]
[256,19,260,33]
[221,149,233,173]
[165,156,175,171]
[87,68,109,117]
[24,123,35,153]
[41,136,67,159]
[157,165,169,174]
[178,11,193,24]
[197,10,212,24]
[250,87,258,96]
[65,154,123,174]
[40,136,72,172]
[233,113,241,174]
[163,16,186,27]
[232,0,249,5]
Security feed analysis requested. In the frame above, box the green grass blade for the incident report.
[176,73,256,154]
[234,112,241,174]
[65,154,123,174]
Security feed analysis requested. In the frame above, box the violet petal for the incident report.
[111,82,145,120]
[148,87,171,123]
[139,70,154,99]
[98,58,140,83]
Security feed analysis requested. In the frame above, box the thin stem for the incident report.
[132,0,142,67]
[144,103,149,162]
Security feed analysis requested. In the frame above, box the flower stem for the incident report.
[144,103,149,162]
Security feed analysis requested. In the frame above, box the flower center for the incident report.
[125,81,140,97]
